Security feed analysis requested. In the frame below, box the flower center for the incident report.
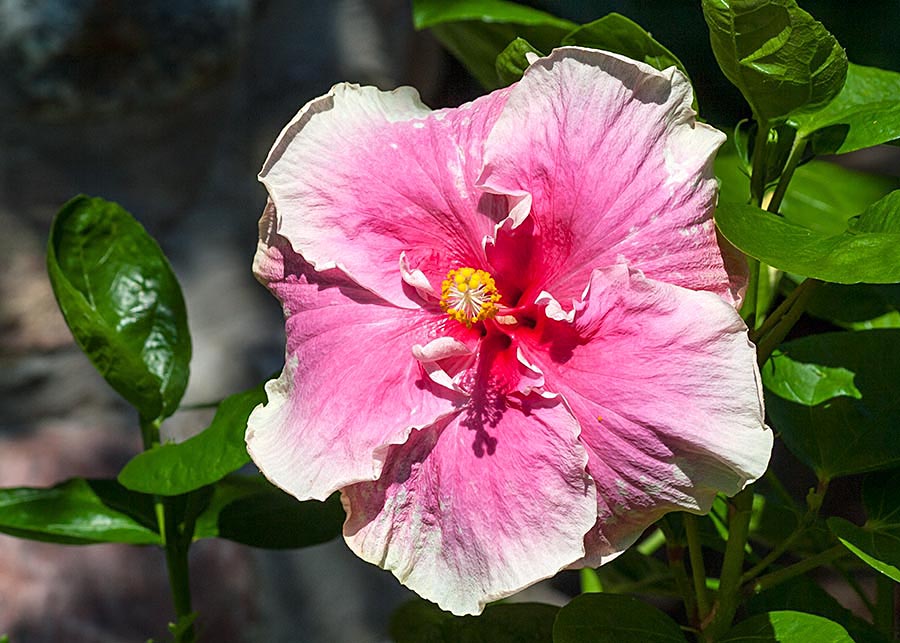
[440,267,501,327]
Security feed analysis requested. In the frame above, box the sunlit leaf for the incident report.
[0,478,159,545]
[828,468,900,583]
[118,381,267,495]
[47,195,190,421]
[722,611,853,642]
[790,63,900,154]
[715,191,900,283]
[412,0,575,89]
[702,0,848,125]
[762,330,900,479]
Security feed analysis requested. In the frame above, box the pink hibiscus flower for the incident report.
[246,48,771,615]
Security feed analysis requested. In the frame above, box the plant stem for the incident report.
[749,123,771,207]
[766,135,806,215]
[751,278,821,365]
[684,514,711,623]
[741,478,828,584]
[667,539,698,625]
[139,417,162,451]
[579,567,603,593]
[745,545,847,595]
[706,488,754,640]
[164,498,195,642]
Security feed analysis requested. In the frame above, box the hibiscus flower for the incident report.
[246,47,772,616]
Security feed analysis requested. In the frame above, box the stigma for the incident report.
[440,267,501,327]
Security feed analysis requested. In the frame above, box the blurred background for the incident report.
[0,1,897,641]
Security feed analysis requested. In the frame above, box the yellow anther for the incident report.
[440,266,501,327]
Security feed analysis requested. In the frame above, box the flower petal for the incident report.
[342,394,596,615]
[246,227,466,501]
[260,83,512,307]
[478,47,738,307]
[521,263,770,563]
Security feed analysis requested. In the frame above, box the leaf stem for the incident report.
[164,497,196,643]
[744,545,847,595]
[684,514,711,623]
[766,135,806,215]
[750,123,771,207]
[140,417,162,451]
[706,488,754,640]
[741,478,828,584]
[750,278,821,365]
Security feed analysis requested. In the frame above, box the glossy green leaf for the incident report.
[391,600,557,643]
[763,350,861,406]
[495,37,542,86]
[716,152,898,234]
[801,282,900,330]
[193,475,343,549]
[762,330,900,479]
[715,191,900,283]
[561,13,689,79]
[828,468,900,583]
[412,0,575,89]
[0,478,159,545]
[47,195,190,422]
[413,0,575,30]
[780,163,898,235]
[118,381,266,495]
[701,0,848,125]
[790,63,900,154]
[722,611,853,642]
[747,575,888,643]
[553,593,687,643]
[829,518,900,583]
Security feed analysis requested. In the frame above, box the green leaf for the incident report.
[747,575,889,643]
[553,593,687,643]
[761,330,900,479]
[763,350,861,406]
[193,475,344,549]
[716,151,898,234]
[779,163,899,236]
[802,282,900,330]
[47,195,191,422]
[0,478,160,545]
[722,611,853,642]
[391,600,557,643]
[828,468,900,583]
[561,13,690,80]
[790,63,900,154]
[701,0,848,126]
[590,548,677,596]
[495,37,542,86]
[715,191,900,283]
[412,0,575,89]
[829,517,900,583]
[118,381,266,495]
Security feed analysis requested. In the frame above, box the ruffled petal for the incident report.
[520,263,770,563]
[342,394,596,615]
[260,83,512,308]
[246,225,469,501]
[478,47,739,307]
